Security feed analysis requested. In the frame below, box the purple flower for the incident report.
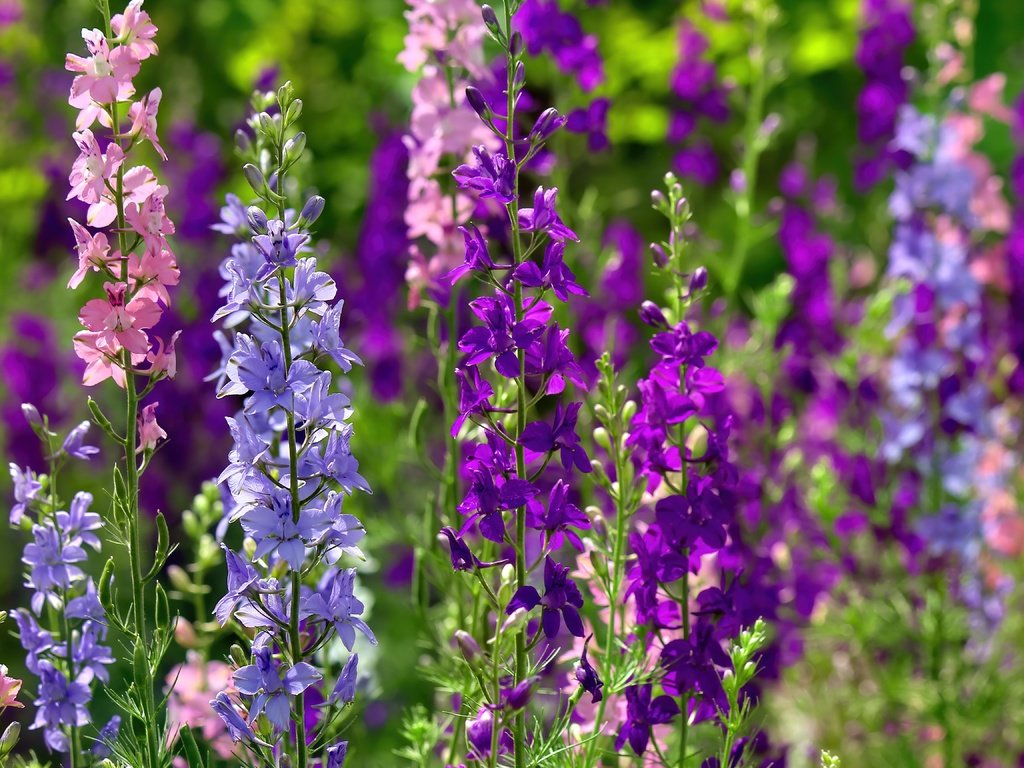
[614,683,680,755]
[325,741,349,768]
[466,707,513,762]
[459,295,550,378]
[213,546,261,624]
[60,421,99,460]
[321,653,358,707]
[56,491,102,550]
[443,225,500,287]
[453,146,516,204]
[458,465,537,543]
[9,463,41,525]
[219,335,320,417]
[310,303,362,372]
[525,480,590,550]
[506,556,585,638]
[252,218,309,280]
[232,647,321,733]
[23,523,87,613]
[301,569,377,650]
[31,661,91,752]
[211,692,262,744]
[452,366,494,437]
[241,487,328,569]
[519,401,591,473]
[513,241,586,302]
[518,187,578,242]
[566,98,609,152]
[575,634,603,703]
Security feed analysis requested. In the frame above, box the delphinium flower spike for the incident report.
[208,82,371,768]
[434,2,598,765]
[8,407,114,764]
[62,2,178,766]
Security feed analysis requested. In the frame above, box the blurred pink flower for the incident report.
[166,653,236,759]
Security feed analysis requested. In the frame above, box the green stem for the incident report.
[275,153,308,768]
[501,3,528,764]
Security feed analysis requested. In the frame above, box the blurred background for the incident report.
[3,0,1024,765]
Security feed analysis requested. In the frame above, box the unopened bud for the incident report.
[592,427,612,453]
[689,266,709,294]
[502,607,529,635]
[455,630,482,663]
[510,33,524,58]
[167,565,192,593]
[622,399,637,422]
[283,131,306,166]
[505,677,538,710]
[21,403,41,426]
[173,617,199,649]
[529,108,566,142]
[299,195,325,226]
[651,189,667,212]
[639,300,668,328]
[0,722,20,756]
[234,128,251,154]
[465,86,489,119]
[229,644,248,668]
[650,243,669,268]
[481,5,502,38]
[246,206,269,234]
[242,164,267,196]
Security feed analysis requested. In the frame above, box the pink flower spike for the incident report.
[129,248,179,305]
[137,402,167,451]
[66,27,139,107]
[79,281,163,355]
[68,218,119,288]
[67,129,125,205]
[147,330,180,379]
[969,74,1015,124]
[111,0,159,62]
[128,88,167,160]
[0,665,23,709]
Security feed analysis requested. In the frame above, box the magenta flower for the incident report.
[110,0,159,62]
[78,282,162,355]
[67,129,124,205]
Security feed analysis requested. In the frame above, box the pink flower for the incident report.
[68,218,119,289]
[86,164,160,228]
[111,0,159,62]
[137,402,166,451]
[146,331,180,379]
[166,654,236,759]
[129,248,179,305]
[66,27,139,110]
[968,73,1014,124]
[125,184,174,252]
[73,331,128,387]
[79,281,162,355]
[0,665,23,710]
[67,129,124,205]
[127,87,167,160]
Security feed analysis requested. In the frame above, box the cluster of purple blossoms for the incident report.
[9,406,117,754]
[881,99,999,620]
[854,0,915,190]
[209,84,368,767]
[436,4,600,763]
[1006,96,1024,393]
[668,11,730,185]
[622,285,743,752]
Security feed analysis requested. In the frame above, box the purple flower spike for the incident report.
[518,186,578,242]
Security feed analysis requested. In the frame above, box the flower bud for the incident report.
[257,111,276,139]
[286,98,303,126]
[299,195,326,227]
[481,5,501,37]
[465,86,490,119]
[234,128,251,153]
[0,722,20,757]
[622,399,637,423]
[730,169,747,194]
[229,644,248,668]
[513,59,525,86]
[510,32,524,58]
[650,243,669,268]
[651,189,668,212]
[663,170,678,187]
[166,564,192,593]
[529,108,566,142]
[455,630,482,663]
[592,427,612,453]
[689,266,708,294]
[242,164,268,196]
[639,300,668,328]
[20,403,41,427]
[505,677,538,710]
[502,607,529,635]
[173,617,199,649]
[283,131,306,167]
[246,206,269,234]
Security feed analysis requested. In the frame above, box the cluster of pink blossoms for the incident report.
[399,0,497,306]
[64,0,179,444]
